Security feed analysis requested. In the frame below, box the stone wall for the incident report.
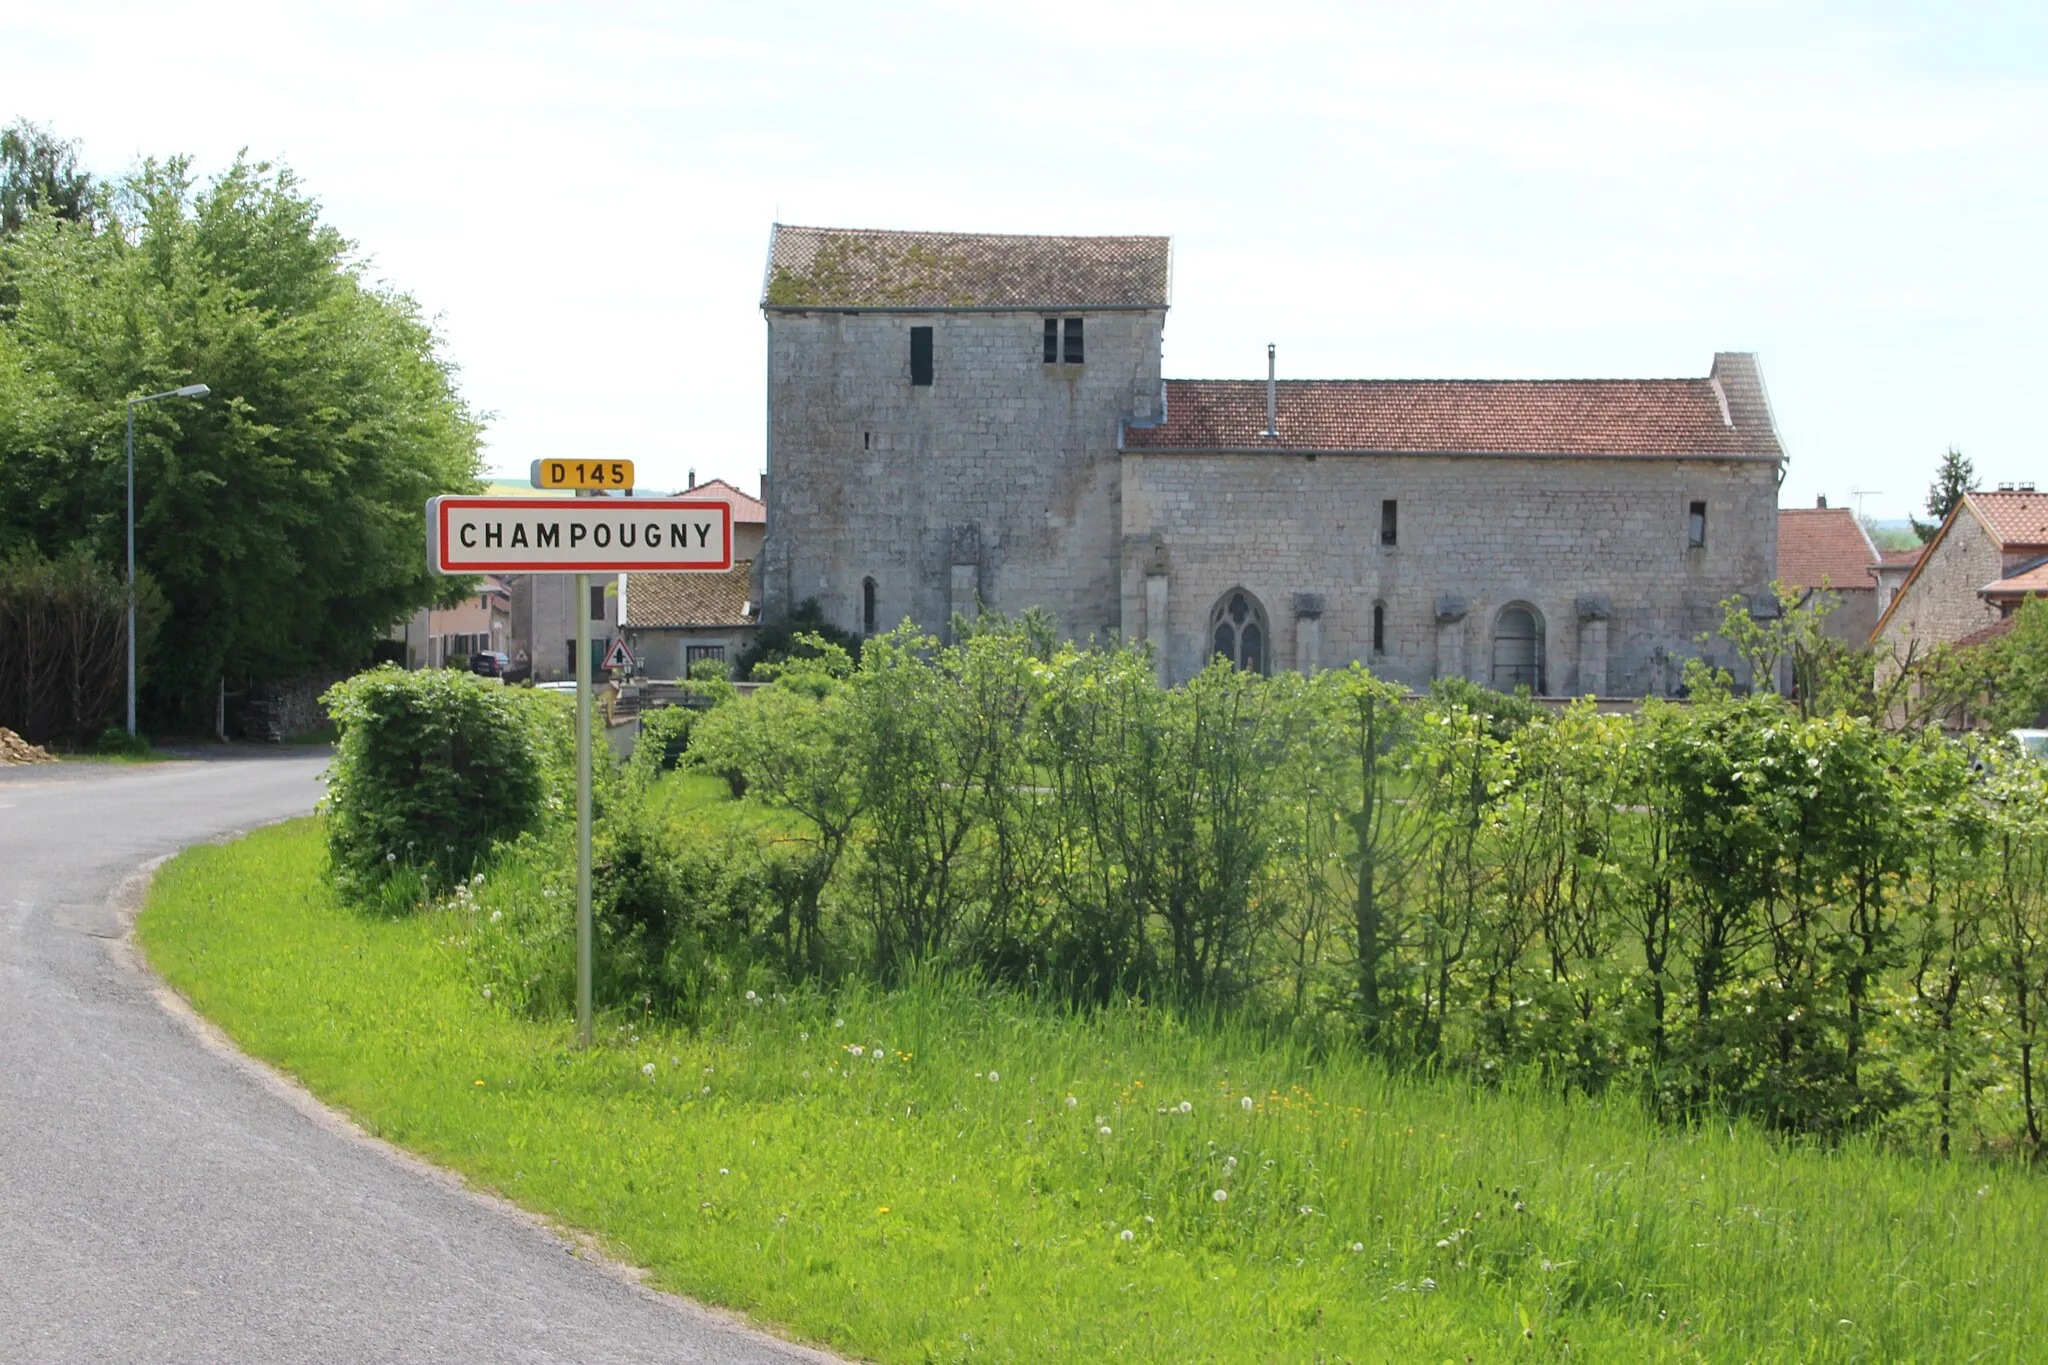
[762,308,1164,641]
[1120,451,1781,694]
[1875,512,2003,662]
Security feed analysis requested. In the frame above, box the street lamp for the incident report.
[126,384,209,736]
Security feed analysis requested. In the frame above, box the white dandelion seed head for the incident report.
[1351,1242,1364,1253]
[701,1085,711,1094]
[1240,1096,1254,1111]
[719,1167,729,1175]
[849,1045,864,1057]
[1419,1277,1436,1292]
[1065,1095,1078,1108]
[1098,1125,1112,1137]
[641,1063,655,1076]
[1143,1215,1155,1224]
[800,1032,809,1042]
[1178,1101,1192,1114]
[1541,1259,1555,1272]
[489,909,503,924]
[987,1071,999,1083]
[481,986,492,999]
[472,872,485,886]
[670,1057,679,1066]
[1299,1206,1314,1216]
[745,990,758,1002]
[385,852,397,863]
[833,1018,844,1028]
[1225,1156,1238,1169]
[1212,1189,1228,1203]
[1119,1228,1134,1242]
[1436,1238,1451,1248]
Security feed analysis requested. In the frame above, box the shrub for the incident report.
[321,665,571,896]
[631,705,694,781]
[95,725,151,756]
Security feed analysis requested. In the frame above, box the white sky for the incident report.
[12,0,2046,521]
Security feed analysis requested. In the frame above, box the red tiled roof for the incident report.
[1954,615,2018,650]
[1877,545,1926,568]
[1123,378,1766,456]
[1968,489,2048,548]
[623,562,755,629]
[1778,507,1878,591]
[763,225,1171,310]
[678,478,765,524]
[1983,563,2048,598]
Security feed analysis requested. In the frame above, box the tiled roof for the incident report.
[1967,489,2048,548]
[1123,378,1769,456]
[677,478,765,524]
[624,562,755,629]
[1778,507,1878,591]
[762,225,1171,310]
[1983,562,2048,597]
[1877,545,1926,568]
[1954,615,2018,650]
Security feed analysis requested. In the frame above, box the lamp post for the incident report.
[126,384,209,736]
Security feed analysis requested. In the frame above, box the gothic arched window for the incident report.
[1490,603,1543,693]
[1208,589,1269,674]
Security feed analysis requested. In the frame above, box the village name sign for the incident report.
[427,496,731,573]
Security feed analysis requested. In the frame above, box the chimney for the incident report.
[687,467,697,490]
[1263,344,1277,439]
[1816,495,1827,509]
[1998,482,2015,491]
[2021,482,2038,493]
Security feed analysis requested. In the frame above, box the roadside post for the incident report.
[427,487,732,1048]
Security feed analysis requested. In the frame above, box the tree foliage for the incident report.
[0,146,482,731]
[0,120,95,236]
[1912,445,1977,543]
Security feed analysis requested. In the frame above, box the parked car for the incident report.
[2012,729,2048,762]
[470,650,511,678]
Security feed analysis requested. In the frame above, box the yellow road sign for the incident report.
[530,458,634,491]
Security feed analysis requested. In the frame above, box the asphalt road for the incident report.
[0,754,836,1364]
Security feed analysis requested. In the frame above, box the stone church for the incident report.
[759,225,1784,696]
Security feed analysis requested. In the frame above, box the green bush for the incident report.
[630,705,694,781]
[95,725,151,756]
[321,665,572,897]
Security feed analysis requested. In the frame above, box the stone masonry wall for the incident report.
[1121,452,1781,695]
[1875,512,2003,662]
[763,309,1164,641]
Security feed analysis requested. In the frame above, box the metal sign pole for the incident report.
[575,570,593,1049]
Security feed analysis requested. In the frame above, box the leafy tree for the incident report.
[1911,446,1977,543]
[0,150,482,731]
[0,120,95,235]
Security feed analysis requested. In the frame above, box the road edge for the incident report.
[110,831,853,1365]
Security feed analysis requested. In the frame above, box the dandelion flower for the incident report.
[489,909,503,924]
[1119,1229,1134,1242]
[1240,1096,1254,1111]
[472,872,485,886]
[1540,1260,1555,1272]
[1098,1125,1112,1137]
[1212,1189,1228,1203]
[1436,1238,1451,1248]
[1065,1095,1078,1108]
[670,1057,679,1066]
[1178,1101,1192,1114]
[834,1018,844,1029]
[878,1205,889,1214]
[988,1071,999,1083]
[719,1167,729,1175]
[641,1063,656,1076]
[1351,1242,1364,1253]
[481,986,493,999]
[745,990,758,1002]
[1225,1156,1238,1169]
[1299,1206,1314,1216]
[800,1032,809,1042]
[385,852,398,863]
[1419,1277,1436,1292]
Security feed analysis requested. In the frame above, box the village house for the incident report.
[1776,498,1881,645]
[392,574,511,669]
[1872,485,2048,663]
[758,224,1785,695]
[620,478,765,677]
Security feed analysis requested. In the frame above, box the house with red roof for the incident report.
[1776,499,1881,645]
[759,225,1785,695]
[1872,485,2048,665]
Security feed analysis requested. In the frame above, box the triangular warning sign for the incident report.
[601,637,634,670]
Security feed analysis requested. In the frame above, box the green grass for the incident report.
[140,819,2044,1363]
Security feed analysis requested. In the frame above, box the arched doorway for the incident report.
[1490,604,1543,693]
[1209,588,1269,674]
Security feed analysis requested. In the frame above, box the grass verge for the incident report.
[140,818,2043,1363]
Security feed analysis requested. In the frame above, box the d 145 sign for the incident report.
[530,458,633,490]
[427,497,731,573]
